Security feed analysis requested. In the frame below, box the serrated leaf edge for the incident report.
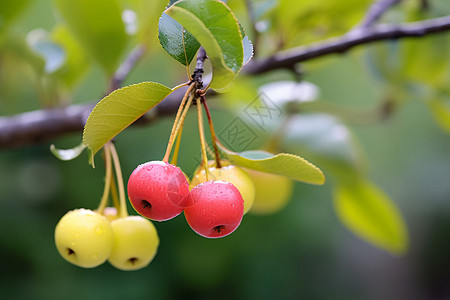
[82,81,173,157]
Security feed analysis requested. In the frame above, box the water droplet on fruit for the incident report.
[95,226,103,235]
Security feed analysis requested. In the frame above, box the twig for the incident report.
[109,44,147,92]
[243,15,450,74]
[356,0,401,30]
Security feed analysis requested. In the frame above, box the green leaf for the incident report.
[242,35,253,65]
[120,0,167,47]
[334,179,408,254]
[50,142,86,161]
[0,0,31,32]
[158,12,200,66]
[51,25,89,89]
[281,113,365,180]
[53,0,128,75]
[83,82,173,158]
[165,0,244,91]
[219,148,325,185]
[428,95,450,133]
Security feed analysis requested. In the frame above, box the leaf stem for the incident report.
[163,82,196,162]
[97,145,112,214]
[197,99,211,181]
[201,96,221,168]
[108,142,128,218]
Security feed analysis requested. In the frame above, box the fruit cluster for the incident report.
[54,84,294,271]
[54,208,159,270]
[128,159,293,238]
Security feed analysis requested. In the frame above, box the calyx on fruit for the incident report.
[108,216,159,271]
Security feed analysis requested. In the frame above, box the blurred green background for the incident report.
[1,0,450,299]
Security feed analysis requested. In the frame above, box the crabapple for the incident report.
[54,209,114,268]
[244,169,294,214]
[190,160,255,214]
[185,181,244,238]
[127,161,192,221]
[108,216,159,271]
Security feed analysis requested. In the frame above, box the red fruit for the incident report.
[127,161,192,221]
[184,181,244,238]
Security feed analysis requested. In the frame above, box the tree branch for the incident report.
[0,87,191,148]
[1,15,450,148]
[243,15,450,74]
[356,0,401,29]
[109,44,147,92]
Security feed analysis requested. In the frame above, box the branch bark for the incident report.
[243,15,450,74]
[1,15,450,148]
[356,0,401,29]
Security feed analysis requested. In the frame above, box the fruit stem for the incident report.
[97,145,112,214]
[163,82,196,163]
[202,96,221,168]
[197,98,211,181]
[163,92,195,162]
[170,123,184,166]
[108,142,128,218]
[110,170,120,211]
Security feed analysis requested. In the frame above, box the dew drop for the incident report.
[95,226,103,235]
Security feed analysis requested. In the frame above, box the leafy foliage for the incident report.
[219,149,325,185]
[2,0,450,262]
[83,82,173,159]
[334,179,408,254]
[50,142,86,161]
[53,0,128,75]
[158,12,200,66]
[165,0,243,90]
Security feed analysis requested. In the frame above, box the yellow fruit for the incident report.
[244,169,294,215]
[54,209,114,268]
[108,216,159,271]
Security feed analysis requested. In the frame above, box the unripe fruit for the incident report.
[185,181,244,238]
[127,161,192,221]
[244,169,294,214]
[190,161,255,214]
[108,216,159,271]
[54,209,114,268]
